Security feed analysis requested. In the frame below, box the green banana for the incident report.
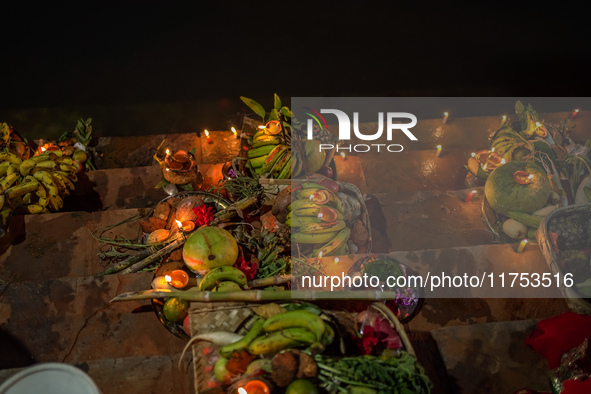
[277,156,292,179]
[6,164,19,176]
[299,220,346,234]
[321,323,335,345]
[219,318,265,358]
[249,155,268,168]
[270,151,291,177]
[247,144,276,158]
[286,215,323,228]
[263,310,325,341]
[0,152,22,165]
[198,266,247,291]
[292,150,303,177]
[260,145,288,174]
[293,206,343,221]
[506,210,542,229]
[252,136,280,149]
[252,129,270,141]
[292,230,340,244]
[310,227,351,258]
[288,200,326,212]
[248,327,317,355]
[4,179,39,200]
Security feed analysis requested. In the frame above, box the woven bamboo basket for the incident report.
[536,203,591,314]
[188,301,414,393]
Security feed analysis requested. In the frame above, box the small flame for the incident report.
[258,125,266,129]
[334,257,340,263]
[521,239,529,246]
[318,251,323,258]
[340,152,346,159]
[165,275,172,283]
[483,163,488,170]
[40,146,46,152]
[536,122,541,127]
[502,115,507,120]
[165,149,170,156]
[443,112,449,117]
[575,109,580,113]
[471,152,476,157]
[309,195,314,200]
[204,129,210,137]
[231,127,237,136]
[501,158,506,164]
[491,147,495,153]
[528,174,534,179]
[175,220,183,230]
[436,145,442,150]
[472,189,477,194]
[318,213,323,218]
[238,388,247,394]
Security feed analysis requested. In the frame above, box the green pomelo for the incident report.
[183,226,238,274]
[304,140,326,173]
[484,161,551,216]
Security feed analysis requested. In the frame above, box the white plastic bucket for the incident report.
[0,363,101,394]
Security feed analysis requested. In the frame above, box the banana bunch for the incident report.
[0,151,77,220]
[288,182,351,258]
[198,266,248,292]
[246,121,302,178]
[490,126,525,161]
[217,310,333,359]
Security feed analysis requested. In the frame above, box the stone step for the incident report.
[0,273,188,367]
[0,355,193,394]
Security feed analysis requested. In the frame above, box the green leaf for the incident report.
[189,147,197,155]
[155,178,170,189]
[515,100,525,115]
[268,108,279,121]
[274,93,282,111]
[240,96,266,120]
[179,183,194,191]
[280,106,293,118]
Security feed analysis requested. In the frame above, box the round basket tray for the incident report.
[188,301,414,393]
[481,194,540,245]
[536,203,591,314]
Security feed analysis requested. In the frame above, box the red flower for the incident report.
[356,314,403,355]
[192,205,215,227]
[234,255,258,281]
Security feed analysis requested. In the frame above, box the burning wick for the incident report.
[500,158,506,164]
[471,152,476,158]
[232,126,238,139]
[204,129,211,143]
[517,239,528,253]
[570,108,580,120]
[341,152,347,161]
[165,270,189,289]
[309,195,314,201]
[442,112,449,124]
[334,257,340,263]
[502,115,507,121]
[241,380,270,394]
[41,146,46,152]
[491,147,495,153]
[317,213,323,219]
[465,190,477,203]
[258,125,266,129]
[483,163,488,171]
[165,149,170,158]
[436,145,442,158]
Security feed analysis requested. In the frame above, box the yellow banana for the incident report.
[56,173,75,191]
[0,152,22,165]
[34,161,57,170]
[59,163,77,174]
[7,164,19,176]
[299,220,346,234]
[56,157,73,165]
[0,195,4,210]
[50,172,68,196]
[5,179,39,200]
[0,161,11,177]
[18,204,44,214]
[248,327,318,355]
[310,227,351,258]
[33,171,58,198]
[292,230,340,244]
[22,192,33,205]
[0,173,19,191]
[29,153,54,163]
[19,159,38,176]
[47,194,63,211]
[55,171,77,183]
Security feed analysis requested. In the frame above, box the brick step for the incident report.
[0,273,188,368]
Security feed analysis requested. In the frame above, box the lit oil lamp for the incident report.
[166,270,189,289]
[239,380,270,394]
[513,171,534,185]
[175,219,195,233]
[570,108,579,120]
[442,112,449,124]
[517,239,528,253]
[340,152,347,161]
[435,145,442,158]
[465,189,477,202]
[204,129,211,144]
[232,126,239,139]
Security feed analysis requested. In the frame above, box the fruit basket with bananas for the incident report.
[186,301,431,393]
[537,203,591,314]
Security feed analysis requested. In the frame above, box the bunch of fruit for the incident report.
[214,309,333,386]
[288,181,351,258]
[0,150,78,220]
[247,120,302,179]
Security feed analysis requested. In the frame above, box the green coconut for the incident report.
[484,161,551,216]
[182,226,238,274]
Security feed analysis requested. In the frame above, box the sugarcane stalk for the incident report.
[110,289,401,303]
[119,235,185,274]
[98,245,159,275]
[210,196,258,225]
[247,274,292,288]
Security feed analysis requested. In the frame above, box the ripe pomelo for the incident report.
[183,226,238,274]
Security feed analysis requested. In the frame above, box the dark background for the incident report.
[0,2,589,138]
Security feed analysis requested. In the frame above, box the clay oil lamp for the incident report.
[513,171,534,185]
[166,270,189,289]
[238,379,270,394]
[165,149,194,172]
